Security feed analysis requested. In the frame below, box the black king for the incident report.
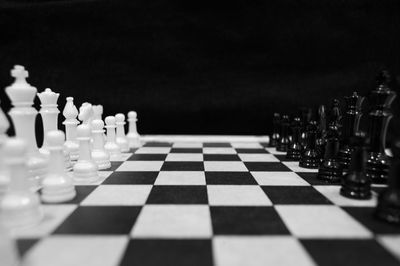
[366,70,397,183]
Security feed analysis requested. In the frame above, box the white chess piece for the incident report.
[41,130,76,203]
[104,116,121,159]
[63,97,80,161]
[5,65,48,189]
[127,111,141,148]
[78,102,94,127]
[73,124,99,183]
[0,224,20,266]
[0,102,10,197]
[91,119,111,170]
[92,105,103,120]
[37,88,72,171]
[115,113,129,152]
[0,138,43,229]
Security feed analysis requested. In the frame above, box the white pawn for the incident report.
[0,102,10,197]
[62,97,80,161]
[91,120,111,170]
[0,138,42,229]
[115,113,129,152]
[127,111,141,148]
[104,116,121,159]
[92,105,103,120]
[73,124,99,183]
[41,131,76,203]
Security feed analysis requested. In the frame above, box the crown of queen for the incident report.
[5,65,37,106]
[37,88,60,106]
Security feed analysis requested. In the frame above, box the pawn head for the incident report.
[91,119,104,130]
[105,116,116,125]
[115,113,125,122]
[128,111,137,119]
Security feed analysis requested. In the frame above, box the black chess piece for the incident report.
[269,113,281,147]
[299,121,321,169]
[277,115,290,152]
[340,132,372,200]
[317,122,343,183]
[338,92,364,171]
[300,107,312,148]
[375,140,400,224]
[366,70,397,184]
[316,105,327,156]
[287,117,302,160]
[329,99,342,127]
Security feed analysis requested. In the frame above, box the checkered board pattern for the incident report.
[12,140,400,266]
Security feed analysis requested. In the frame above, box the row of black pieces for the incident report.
[271,70,397,184]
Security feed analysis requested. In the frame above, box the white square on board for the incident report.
[238,154,279,162]
[131,205,212,238]
[172,142,203,148]
[282,162,319,173]
[275,205,372,238]
[204,162,248,172]
[165,153,203,162]
[231,142,264,148]
[251,172,310,186]
[213,236,316,266]
[23,236,128,266]
[135,147,171,154]
[203,148,237,154]
[314,186,378,207]
[116,161,164,171]
[207,185,272,206]
[155,171,206,185]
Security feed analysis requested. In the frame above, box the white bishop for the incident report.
[63,97,80,161]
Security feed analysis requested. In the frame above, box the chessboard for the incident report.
[11,137,400,266]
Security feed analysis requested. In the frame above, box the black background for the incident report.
[0,0,399,142]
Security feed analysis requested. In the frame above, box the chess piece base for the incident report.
[299,150,320,169]
[73,160,99,183]
[340,172,371,199]
[375,189,400,224]
[367,152,390,184]
[317,159,343,183]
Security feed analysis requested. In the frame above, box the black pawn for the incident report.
[340,132,372,200]
[317,122,343,183]
[316,105,327,156]
[269,113,281,147]
[300,107,312,148]
[286,117,302,160]
[366,70,397,183]
[338,92,364,171]
[277,115,290,152]
[299,121,320,169]
[375,140,400,224]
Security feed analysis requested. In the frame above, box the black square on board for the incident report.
[273,154,298,162]
[203,154,241,161]
[343,207,400,235]
[120,239,213,266]
[262,186,332,205]
[296,172,338,186]
[244,162,291,171]
[147,186,208,204]
[235,148,269,154]
[170,148,203,153]
[53,206,141,234]
[102,171,158,184]
[128,154,167,161]
[301,239,400,266]
[161,162,204,171]
[205,172,257,185]
[143,142,172,147]
[203,142,232,147]
[210,207,290,235]
[109,161,123,171]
